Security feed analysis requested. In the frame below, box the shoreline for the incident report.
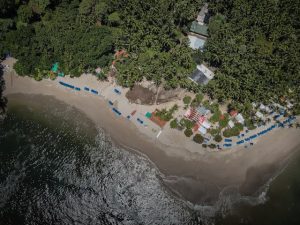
[2,58,300,206]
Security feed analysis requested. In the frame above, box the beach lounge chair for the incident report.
[112,108,121,116]
[84,87,90,91]
[225,139,232,142]
[223,144,232,147]
[108,100,113,106]
[114,88,121,95]
[59,81,74,89]
[250,134,258,139]
[91,89,98,95]
[75,87,81,91]
[137,118,144,124]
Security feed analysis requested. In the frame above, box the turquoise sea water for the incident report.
[0,94,300,225]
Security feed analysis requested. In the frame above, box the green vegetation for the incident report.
[184,128,193,137]
[183,96,192,105]
[0,0,202,84]
[208,144,216,149]
[209,128,220,136]
[219,113,229,128]
[191,93,203,107]
[210,109,221,123]
[214,134,222,143]
[292,104,300,115]
[1,0,299,114]
[203,0,300,106]
[96,71,108,81]
[207,102,219,114]
[193,134,204,144]
[180,118,195,129]
[0,65,7,114]
[156,104,178,121]
[235,123,244,131]
[245,119,256,130]
[170,119,178,129]
[1,0,116,77]
[223,126,240,137]
[202,100,210,108]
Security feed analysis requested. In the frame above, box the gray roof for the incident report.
[190,21,208,37]
[197,3,209,24]
[189,69,209,85]
[196,106,208,115]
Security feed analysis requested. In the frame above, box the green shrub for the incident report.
[210,110,221,123]
[223,127,240,137]
[183,96,192,105]
[202,144,207,148]
[156,105,178,121]
[184,128,193,137]
[96,71,107,81]
[191,93,203,107]
[245,119,256,130]
[195,93,203,103]
[180,118,195,129]
[170,119,178,129]
[235,122,244,131]
[203,100,210,108]
[214,134,222,142]
[209,128,220,136]
[208,144,216,149]
[193,134,204,144]
[292,104,300,115]
[209,103,220,114]
[219,113,229,128]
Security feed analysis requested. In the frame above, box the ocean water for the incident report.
[0,95,300,225]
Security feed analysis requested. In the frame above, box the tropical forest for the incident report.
[0,0,299,113]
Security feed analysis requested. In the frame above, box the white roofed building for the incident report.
[201,120,211,129]
[255,111,264,119]
[228,120,235,128]
[189,64,214,85]
[236,113,245,124]
[198,126,207,135]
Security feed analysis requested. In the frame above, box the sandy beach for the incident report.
[2,58,300,205]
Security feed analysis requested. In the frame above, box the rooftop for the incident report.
[189,64,214,85]
[196,106,209,116]
[190,21,208,37]
[188,35,206,50]
[197,3,209,25]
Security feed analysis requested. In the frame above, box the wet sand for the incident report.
[2,58,300,205]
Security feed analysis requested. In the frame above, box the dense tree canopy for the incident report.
[0,0,201,86]
[0,0,299,110]
[0,64,7,114]
[203,0,300,107]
